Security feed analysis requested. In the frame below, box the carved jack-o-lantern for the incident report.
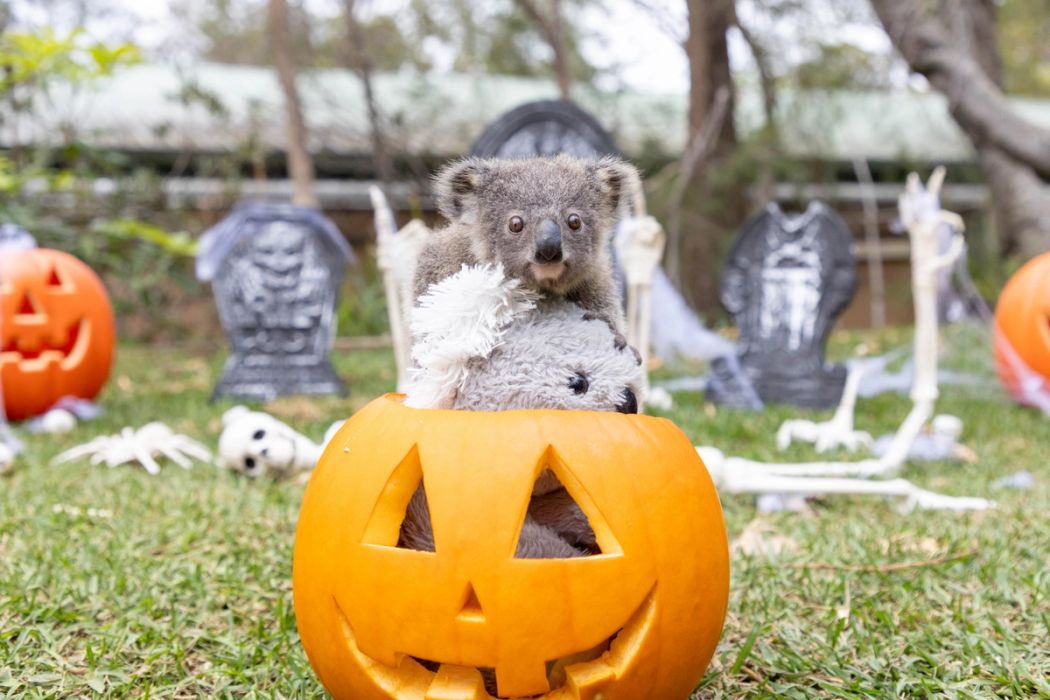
[293,395,729,700]
[994,252,1050,405]
[0,249,115,420]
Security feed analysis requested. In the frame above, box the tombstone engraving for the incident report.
[709,202,857,409]
[471,100,620,159]
[196,203,355,402]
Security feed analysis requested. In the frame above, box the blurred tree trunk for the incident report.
[685,0,736,152]
[268,0,318,207]
[871,0,1050,258]
[671,0,737,313]
[344,0,395,183]
[514,0,572,100]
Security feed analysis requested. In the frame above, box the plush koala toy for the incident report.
[217,406,343,479]
[402,264,644,558]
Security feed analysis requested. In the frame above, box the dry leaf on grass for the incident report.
[731,518,799,558]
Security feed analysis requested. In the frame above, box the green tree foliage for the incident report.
[793,42,895,90]
[175,0,597,82]
[998,0,1050,97]
[0,26,199,336]
[0,27,139,103]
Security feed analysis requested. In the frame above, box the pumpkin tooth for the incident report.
[424,665,488,700]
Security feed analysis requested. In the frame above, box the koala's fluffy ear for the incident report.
[434,158,488,221]
[405,264,538,409]
[591,157,642,216]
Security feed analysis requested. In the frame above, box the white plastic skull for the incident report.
[217,406,321,478]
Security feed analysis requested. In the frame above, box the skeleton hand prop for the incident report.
[217,406,342,478]
[53,423,211,475]
[777,364,873,453]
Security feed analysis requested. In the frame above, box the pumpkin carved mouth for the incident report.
[1,318,90,370]
[332,584,657,699]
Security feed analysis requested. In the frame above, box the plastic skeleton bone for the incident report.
[52,423,212,475]
[613,178,666,409]
[777,362,873,453]
[698,447,993,512]
[370,186,431,392]
[694,169,991,510]
[217,406,344,478]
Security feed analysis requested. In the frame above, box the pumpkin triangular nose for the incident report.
[456,582,485,623]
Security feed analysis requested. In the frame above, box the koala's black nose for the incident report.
[616,388,638,414]
[534,219,563,263]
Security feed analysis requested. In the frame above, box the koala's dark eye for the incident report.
[252,429,266,440]
[569,373,589,395]
[567,213,582,230]
[244,457,256,470]
[508,215,525,233]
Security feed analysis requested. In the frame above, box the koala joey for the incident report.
[402,264,644,560]
[413,154,641,346]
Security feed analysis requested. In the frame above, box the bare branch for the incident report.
[268,0,318,207]
[514,0,572,100]
[732,15,776,133]
[665,86,731,282]
[344,0,395,183]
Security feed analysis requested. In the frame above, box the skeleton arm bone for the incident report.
[926,231,965,274]
[715,470,992,512]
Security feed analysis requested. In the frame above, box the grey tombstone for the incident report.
[196,202,355,402]
[471,100,620,158]
[708,202,857,409]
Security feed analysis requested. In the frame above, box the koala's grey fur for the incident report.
[413,155,639,334]
[399,299,644,559]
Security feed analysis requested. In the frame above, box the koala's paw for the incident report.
[628,343,642,366]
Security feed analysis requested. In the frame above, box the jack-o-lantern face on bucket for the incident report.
[293,395,729,700]
[0,249,116,420]
[994,252,1050,405]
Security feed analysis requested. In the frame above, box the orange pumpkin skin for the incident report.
[0,249,116,420]
[294,394,730,700]
[994,252,1050,404]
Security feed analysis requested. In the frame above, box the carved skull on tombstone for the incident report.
[196,202,355,402]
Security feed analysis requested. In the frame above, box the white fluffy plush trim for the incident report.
[405,264,538,408]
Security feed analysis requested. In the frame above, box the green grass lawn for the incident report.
[1,325,1048,698]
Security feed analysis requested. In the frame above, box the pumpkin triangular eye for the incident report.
[360,446,435,552]
[514,447,622,559]
[46,266,66,288]
[15,291,42,317]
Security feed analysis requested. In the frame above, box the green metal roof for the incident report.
[5,61,1050,163]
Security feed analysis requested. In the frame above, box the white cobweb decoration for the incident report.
[994,321,1050,416]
